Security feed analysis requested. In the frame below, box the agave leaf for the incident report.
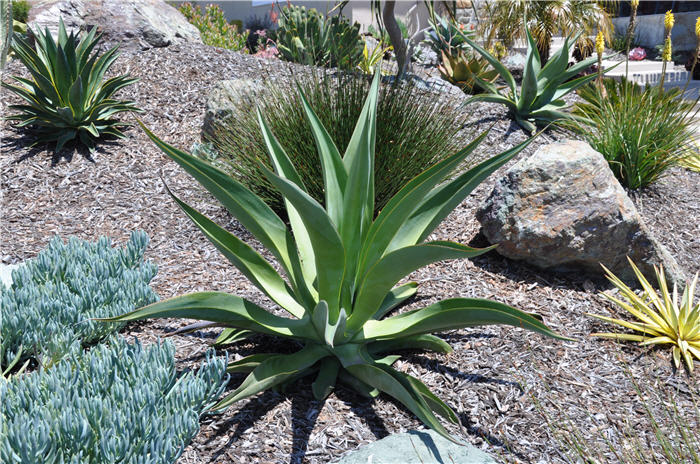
[258,162,346,319]
[358,130,490,279]
[458,29,516,95]
[349,242,495,332]
[227,353,280,374]
[312,357,341,400]
[102,291,317,341]
[214,328,253,346]
[368,334,453,355]
[374,282,418,320]
[518,29,540,112]
[389,135,536,251]
[139,123,315,306]
[357,298,569,341]
[298,86,347,227]
[394,368,460,425]
[214,344,330,409]
[165,183,306,318]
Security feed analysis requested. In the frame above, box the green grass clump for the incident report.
[0,231,157,373]
[0,336,227,464]
[572,78,698,189]
[201,72,464,216]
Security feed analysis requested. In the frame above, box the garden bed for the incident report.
[1,42,699,463]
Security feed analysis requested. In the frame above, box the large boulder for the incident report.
[202,79,266,140]
[476,140,685,285]
[27,0,201,48]
[334,430,496,464]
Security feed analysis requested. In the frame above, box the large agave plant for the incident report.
[460,26,603,133]
[438,50,498,95]
[109,72,564,441]
[2,18,140,150]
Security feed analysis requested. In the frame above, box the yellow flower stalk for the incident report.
[664,10,674,32]
[662,38,672,62]
[696,15,700,39]
[630,0,639,8]
[595,31,605,56]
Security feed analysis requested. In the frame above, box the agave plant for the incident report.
[357,41,391,75]
[109,72,564,441]
[461,26,604,133]
[2,18,140,150]
[590,258,700,372]
[438,50,498,95]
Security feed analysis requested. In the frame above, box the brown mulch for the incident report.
[1,42,699,464]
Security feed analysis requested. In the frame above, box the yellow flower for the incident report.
[630,0,639,8]
[664,10,674,32]
[662,38,672,61]
[696,16,700,39]
[595,31,605,56]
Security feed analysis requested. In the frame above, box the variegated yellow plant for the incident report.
[590,258,700,372]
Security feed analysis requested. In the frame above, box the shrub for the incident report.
[2,18,140,151]
[111,73,565,442]
[0,231,157,374]
[357,41,391,75]
[0,336,227,463]
[275,5,363,69]
[11,0,29,23]
[438,50,497,95]
[178,2,247,51]
[462,26,600,133]
[244,14,273,53]
[589,258,700,372]
[571,78,698,189]
[202,72,464,216]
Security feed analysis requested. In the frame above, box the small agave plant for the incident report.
[110,72,564,441]
[3,18,140,150]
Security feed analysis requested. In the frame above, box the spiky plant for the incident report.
[2,18,140,151]
[461,26,604,133]
[438,50,498,95]
[590,258,700,372]
[108,72,564,442]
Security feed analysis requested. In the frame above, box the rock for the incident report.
[334,430,497,464]
[27,0,201,48]
[476,140,686,286]
[0,264,21,289]
[202,79,266,140]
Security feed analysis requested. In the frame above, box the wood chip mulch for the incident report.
[1,42,699,464]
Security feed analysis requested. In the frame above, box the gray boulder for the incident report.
[28,0,201,48]
[335,430,496,464]
[202,79,265,140]
[476,139,685,285]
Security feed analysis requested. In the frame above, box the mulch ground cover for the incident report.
[1,42,699,464]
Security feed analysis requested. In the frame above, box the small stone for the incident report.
[334,430,497,464]
[202,79,266,140]
[476,140,686,286]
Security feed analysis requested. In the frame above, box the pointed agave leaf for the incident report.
[458,29,516,95]
[356,298,568,341]
[349,241,496,333]
[214,328,254,346]
[298,87,347,227]
[368,334,453,355]
[138,122,314,306]
[102,292,318,341]
[359,130,490,278]
[226,353,280,373]
[164,183,306,318]
[213,344,329,409]
[258,163,346,318]
[312,357,341,400]
[340,71,380,291]
[374,282,418,320]
[257,109,318,289]
[388,135,536,251]
[392,368,460,425]
[518,28,540,111]
[344,361,461,444]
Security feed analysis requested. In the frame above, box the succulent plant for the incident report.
[438,50,498,95]
[109,72,565,442]
[3,18,140,150]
